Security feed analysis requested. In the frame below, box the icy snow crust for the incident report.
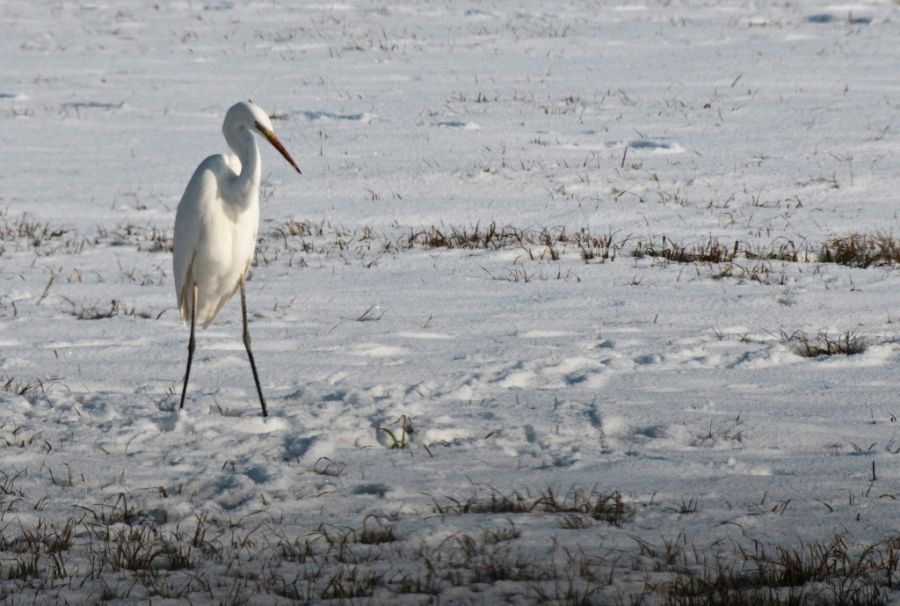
[1,0,899,603]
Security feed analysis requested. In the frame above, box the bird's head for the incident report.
[224,101,301,174]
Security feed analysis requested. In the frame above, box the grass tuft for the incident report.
[63,297,154,320]
[780,330,866,357]
[432,485,633,526]
[820,233,900,268]
[1,375,62,397]
[634,236,736,264]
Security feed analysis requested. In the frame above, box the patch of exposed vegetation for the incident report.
[61,297,156,320]
[432,485,633,526]
[820,233,900,268]
[0,485,897,603]
[780,330,867,357]
[4,211,897,279]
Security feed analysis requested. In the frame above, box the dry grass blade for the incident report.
[356,303,382,322]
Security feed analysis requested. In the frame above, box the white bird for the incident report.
[173,100,301,417]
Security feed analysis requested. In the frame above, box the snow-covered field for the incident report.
[2,0,900,603]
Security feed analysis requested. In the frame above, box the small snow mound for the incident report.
[307,3,354,10]
[397,331,454,340]
[350,342,410,358]
[0,394,33,416]
[726,457,772,476]
[732,346,801,369]
[497,370,536,389]
[602,415,631,439]
[521,329,573,338]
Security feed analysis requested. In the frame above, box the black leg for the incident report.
[240,276,268,417]
[179,284,198,410]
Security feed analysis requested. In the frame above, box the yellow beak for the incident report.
[255,122,301,174]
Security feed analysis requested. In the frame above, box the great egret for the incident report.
[173,100,301,417]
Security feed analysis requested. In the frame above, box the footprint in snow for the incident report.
[612,138,684,154]
[433,120,479,130]
[301,110,377,123]
[283,435,316,459]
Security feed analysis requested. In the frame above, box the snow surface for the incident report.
[1,0,900,603]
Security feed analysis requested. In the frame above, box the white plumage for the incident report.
[173,101,301,416]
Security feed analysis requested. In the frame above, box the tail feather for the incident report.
[200,280,241,328]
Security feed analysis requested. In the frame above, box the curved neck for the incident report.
[225,126,261,207]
